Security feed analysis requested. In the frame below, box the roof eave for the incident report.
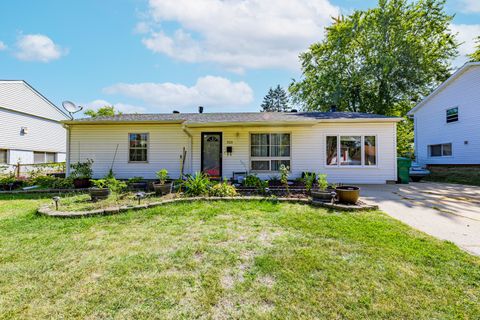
[62,119,186,125]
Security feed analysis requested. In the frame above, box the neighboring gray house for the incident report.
[63,111,401,184]
[408,62,480,165]
[0,80,69,167]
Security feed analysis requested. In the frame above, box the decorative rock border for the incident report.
[37,196,378,218]
[0,188,89,195]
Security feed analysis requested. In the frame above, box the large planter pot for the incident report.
[73,178,91,189]
[89,188,110,201]
[129,182,148,191]
[153,182,172,195]
[336,186,360,204]
[311,189,336,202]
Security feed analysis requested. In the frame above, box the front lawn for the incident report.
[1,194,479,319]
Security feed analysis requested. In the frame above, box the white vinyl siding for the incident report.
[413,65,480,165]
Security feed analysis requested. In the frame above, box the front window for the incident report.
[429,143,452,157]
[129,133,148,162]
[446,107,458,123]
[33,152,56,164]
[251,133,290,171]
[0,149,7,164]
[326,135,376,166]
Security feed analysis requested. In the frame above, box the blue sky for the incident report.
[0,0,479,115]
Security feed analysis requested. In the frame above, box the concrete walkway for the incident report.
[359,182,480,256]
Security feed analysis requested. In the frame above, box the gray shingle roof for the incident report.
[65,112,400,125]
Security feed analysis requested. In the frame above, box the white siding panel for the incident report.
[69,124,190,179]
[414,65,480,165]
[8,150,33,165]
[0,81,67,121]
[0,108,66,158]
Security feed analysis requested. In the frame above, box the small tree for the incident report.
[84,105,121,118]
[260,85,291,112]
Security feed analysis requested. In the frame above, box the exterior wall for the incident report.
[414,65,480,165]
[69,122,397,184]
[0,108,66,164]
[69,124,191,179]
[0,81,67,121]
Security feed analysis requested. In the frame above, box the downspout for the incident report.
[64,124,71,177]
[182,124,193,175]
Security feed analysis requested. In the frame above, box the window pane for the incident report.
[429,144,441,157]
[34,152,45,164]
[442,143,452,156]
[326,136,338,165]
[251,160,270,171]
[340,136,362,166]
[251,146,269,157]
[271,160,290,171]
[0,150,6,164]
[271,133,290,157]
[251,134,269,145]
[45,152,55,163]
[129,133,148,162]
[364,136,376,166]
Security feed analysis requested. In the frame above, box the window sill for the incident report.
[128,161,149,164]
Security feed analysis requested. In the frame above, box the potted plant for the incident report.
[128,176,147,191]
[70,159,93,188]
[90,179,110,201]
[311,174,335,202]
[335,185,360,204]
[153,169,172,195]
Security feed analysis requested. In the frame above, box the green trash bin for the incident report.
[397,157,412,184]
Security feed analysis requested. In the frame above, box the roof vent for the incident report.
[198,106,204,114]
[173,110,180,114]
[290,109,298,113]
[330,105,337,112]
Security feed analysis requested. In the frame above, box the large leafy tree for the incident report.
[289,0,458,155]
[469,36,480,62]
[260,85,291,112]
[84,105,121,118]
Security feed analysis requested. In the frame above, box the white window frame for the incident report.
[446,106,459,124]
[33,151,56,164]
[428,143,452,158]
[128,133,149,163]
[250,132,291,172]
[325,135,378,168]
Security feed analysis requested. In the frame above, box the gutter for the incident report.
[182,125,193,176]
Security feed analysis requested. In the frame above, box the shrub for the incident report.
[317,174,328,191]
[91,177,127,193]
[30,176,74,189]
[303,172,316,193]
[52,177,74,189]
[184,172,211,196]
[70,159,94,179]
[156,169,169,184]
[128,176,143,184]
[279,164,290,193]
[91,179,108,188]
[209,181,237,197]
[244,174,261,187]
[0,175,17,186]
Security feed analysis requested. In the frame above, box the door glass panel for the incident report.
[202,133,221,178]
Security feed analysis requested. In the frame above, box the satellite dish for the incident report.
[62,100,83,119]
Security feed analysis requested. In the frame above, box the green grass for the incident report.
[0,194,479,319]
[424,166,480,186]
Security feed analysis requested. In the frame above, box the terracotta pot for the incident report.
[89,188,110,201]
[73,178,91,189]
[153,182,172,195]
[311,190,336,202]
[335,186,360,204]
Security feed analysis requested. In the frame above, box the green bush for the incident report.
[91,178,127,193]
[209,181,237,197]
[70,159,94,179]
[156,169,169,184]
[244,174,261,187]
[317,174,328,191]
[184,172,211,196]
[31,176,74,189]
[1,175,18,185]
[303,172,316,193]
[128,176,143,184]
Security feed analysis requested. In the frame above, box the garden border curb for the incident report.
[0,188,89,195]
[37,196,378,218]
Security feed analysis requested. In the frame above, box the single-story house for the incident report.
[408,62,480,165]
[0,80,69,169]
[63,111,401,184]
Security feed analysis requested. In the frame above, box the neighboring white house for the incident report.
[0,80,69,167]
[408,62,480,165]
[63,111,401,184]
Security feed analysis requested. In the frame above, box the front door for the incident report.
[201,132,222,179]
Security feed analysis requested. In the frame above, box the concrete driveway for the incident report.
[360,182,480,256]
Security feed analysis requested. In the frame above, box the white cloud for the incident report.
[459,0,480,13]
[14,34,67,62]
[103,76,254,112]
[83,99,147,114]
[0,41,6,51]
[451,24,480,66]
[140,0,339,71]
